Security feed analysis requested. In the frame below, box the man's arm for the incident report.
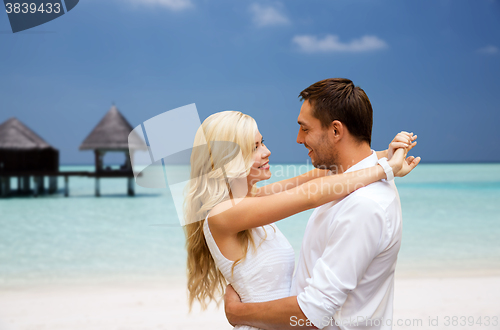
[225,197,387,330]
[225,287,316,330]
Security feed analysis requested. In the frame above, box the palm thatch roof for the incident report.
[0,117,56,150]
[79,105,147,151]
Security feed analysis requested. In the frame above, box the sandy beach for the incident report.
[0,275,498,330]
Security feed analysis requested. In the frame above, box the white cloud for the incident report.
[477,45,498,55]
[128,0,193,11]
[292,34,388,53]
[250,3,289,27]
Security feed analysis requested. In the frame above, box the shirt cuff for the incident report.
[297,285,345,329]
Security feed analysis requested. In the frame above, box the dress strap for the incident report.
[203,214,233,266]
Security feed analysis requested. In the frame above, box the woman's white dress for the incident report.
[203,217,295,330]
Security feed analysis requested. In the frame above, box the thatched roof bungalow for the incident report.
[79,105,146,173]
[0,117,59,173]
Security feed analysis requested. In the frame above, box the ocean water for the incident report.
[0,164,499,287]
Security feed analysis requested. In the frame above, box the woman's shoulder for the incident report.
[207,197,247,225]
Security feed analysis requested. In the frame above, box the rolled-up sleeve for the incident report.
[296,196,388,329]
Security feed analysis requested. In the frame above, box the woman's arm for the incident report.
[208,148,420,236]
[254,169,330,197]
[209,165,385,235]
[376,150,388,159]
[256,132,417,197]
[377,131,417,160]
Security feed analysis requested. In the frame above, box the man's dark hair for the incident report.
[299,78,373,146]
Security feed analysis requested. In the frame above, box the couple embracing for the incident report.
[183,78,420,330]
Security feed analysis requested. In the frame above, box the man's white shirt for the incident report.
[291,150,403,330]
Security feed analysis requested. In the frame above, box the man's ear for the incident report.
[331,120,343,139]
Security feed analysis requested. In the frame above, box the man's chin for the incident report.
[309,154,322,167]
[312,162,328,170]
[312,160,334,171]
[313,163,325,170]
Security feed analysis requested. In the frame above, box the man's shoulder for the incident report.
[308,181,399,223]
[346,180,398,211]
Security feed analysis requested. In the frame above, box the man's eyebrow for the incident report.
[298,120,308,126]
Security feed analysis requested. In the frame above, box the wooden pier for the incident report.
[0,106,147,199]
[0,170,136,198]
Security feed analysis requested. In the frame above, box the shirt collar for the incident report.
[343,150,378,174]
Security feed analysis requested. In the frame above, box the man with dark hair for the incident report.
[299,78,373,146]
[224,78,415,329]
[297,78,375,173]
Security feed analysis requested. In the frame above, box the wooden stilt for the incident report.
[48,176,57,194]
[5,177,10,197]
[0,177,6,197]
[21,176,30,193]
[95,177,100,197]
[127,177,134,196]
[33,176,44,195]
[39,176,45,194]
[64,176,69,197]
[33,176,39,197]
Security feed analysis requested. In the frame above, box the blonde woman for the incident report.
[184,110,418,329]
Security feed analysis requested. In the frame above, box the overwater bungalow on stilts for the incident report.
[0,105,146,198]
[0,118,59,197]
[79,105,147,197]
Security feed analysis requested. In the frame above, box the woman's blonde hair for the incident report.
[183,111,259,311]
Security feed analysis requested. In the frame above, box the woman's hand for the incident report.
[388,131,417,160]
[388,147,421,177]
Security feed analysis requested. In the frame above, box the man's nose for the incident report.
[296,130,304,144]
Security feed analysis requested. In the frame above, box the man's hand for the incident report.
[388,131,417,160]
[224,287,313,330]
[224,284,242,327]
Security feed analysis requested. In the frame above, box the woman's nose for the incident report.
[263,146,271,158]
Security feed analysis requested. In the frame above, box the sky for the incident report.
[1,0,499,165]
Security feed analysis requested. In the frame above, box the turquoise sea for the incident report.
[1,164,499,287]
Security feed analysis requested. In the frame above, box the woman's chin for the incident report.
[256,172,272,183]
